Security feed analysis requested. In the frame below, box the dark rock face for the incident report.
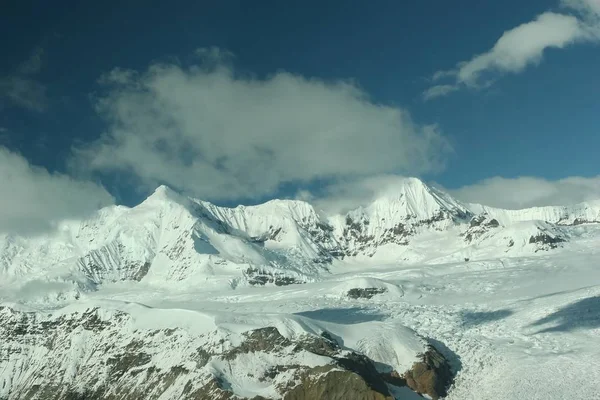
[403,345,454,400]
[250,226,283,243]
[245,267,305,286]
[558,217,600,226]
[464,214,501,243]
[335,210,465,259]
[283,365,393,400]
[529,233,565,247]
[2,306,457,400]
[223,327,292,360]
[283,335,393,400]
[347,288,387,299]
[469,215,499,228]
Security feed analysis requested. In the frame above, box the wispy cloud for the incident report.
[447,175,600,209]
[0,46,48,112]
[424,1,600,99]
[422,84,459,101]
[296,174,422,214]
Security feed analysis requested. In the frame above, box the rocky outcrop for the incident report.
[463,214,501,243]
[283,365,392,400]
[0,306,455,400]
[529,233,565,249]
[347,288,387,299]
[402,345,453,400]
[244,267,306,286]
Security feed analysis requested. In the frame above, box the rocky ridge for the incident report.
[0,304,453,400]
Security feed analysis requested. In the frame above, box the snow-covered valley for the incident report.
[1,178,600,399]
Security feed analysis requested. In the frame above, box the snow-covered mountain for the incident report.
[0,299,453,400]
[1,177,599,298]
[2,177,600,399]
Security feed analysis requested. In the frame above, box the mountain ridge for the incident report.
[1,177,599,303]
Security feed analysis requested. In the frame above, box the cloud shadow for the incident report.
[530,296,600,333]
[460,309,514,327]
[295,307,387,324]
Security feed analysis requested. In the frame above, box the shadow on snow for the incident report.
[294,307,387,324]
[460,309,514,327]
[530,296,600,333]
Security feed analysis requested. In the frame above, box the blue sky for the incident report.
[1,0,600,230]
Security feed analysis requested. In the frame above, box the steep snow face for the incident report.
[462,220,568,260]
[328,178,472,257]
[198,198,338,263]
[0,186,320,297]
[468,200,600,225]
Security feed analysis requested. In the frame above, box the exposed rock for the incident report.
[223,327,292,360]
[250,226,283,243]
[403,345,453,400]
[347,288,387,299]
[529,233,565,249]
[245,267,305,286]
[3,306,449,400]
[283,365,393,400]
[295,331,340,357]
[464,214,501,243]
[469,214,499,228]
[132,261,151,281]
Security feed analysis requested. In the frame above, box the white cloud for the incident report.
[301,174,600,214]
[298,174,420,214]
[0,47,48,111]
[563,0,600,20]
[74,50,452,201]
[448,176,600,209]
[0,147,114,235]
[422,84,459,101]
[425,3,600,99]
[458,13,585,85]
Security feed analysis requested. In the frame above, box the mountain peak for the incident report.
[361,177,470,221]
[152,184,177,197]
[141,184,188,208]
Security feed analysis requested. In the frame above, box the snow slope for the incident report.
[2,177,600,398]
[2,178,599,295]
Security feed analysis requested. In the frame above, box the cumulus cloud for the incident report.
[425,1,600,99]
[0,147,114,235]
[0,46,48,111]
[448,176,600,209]
[73,50,451,201]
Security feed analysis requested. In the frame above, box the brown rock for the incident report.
[283,365,393,400]
[403,345,453,400]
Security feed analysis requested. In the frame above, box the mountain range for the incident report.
[2,177,600,399]
[2,177,598,295]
